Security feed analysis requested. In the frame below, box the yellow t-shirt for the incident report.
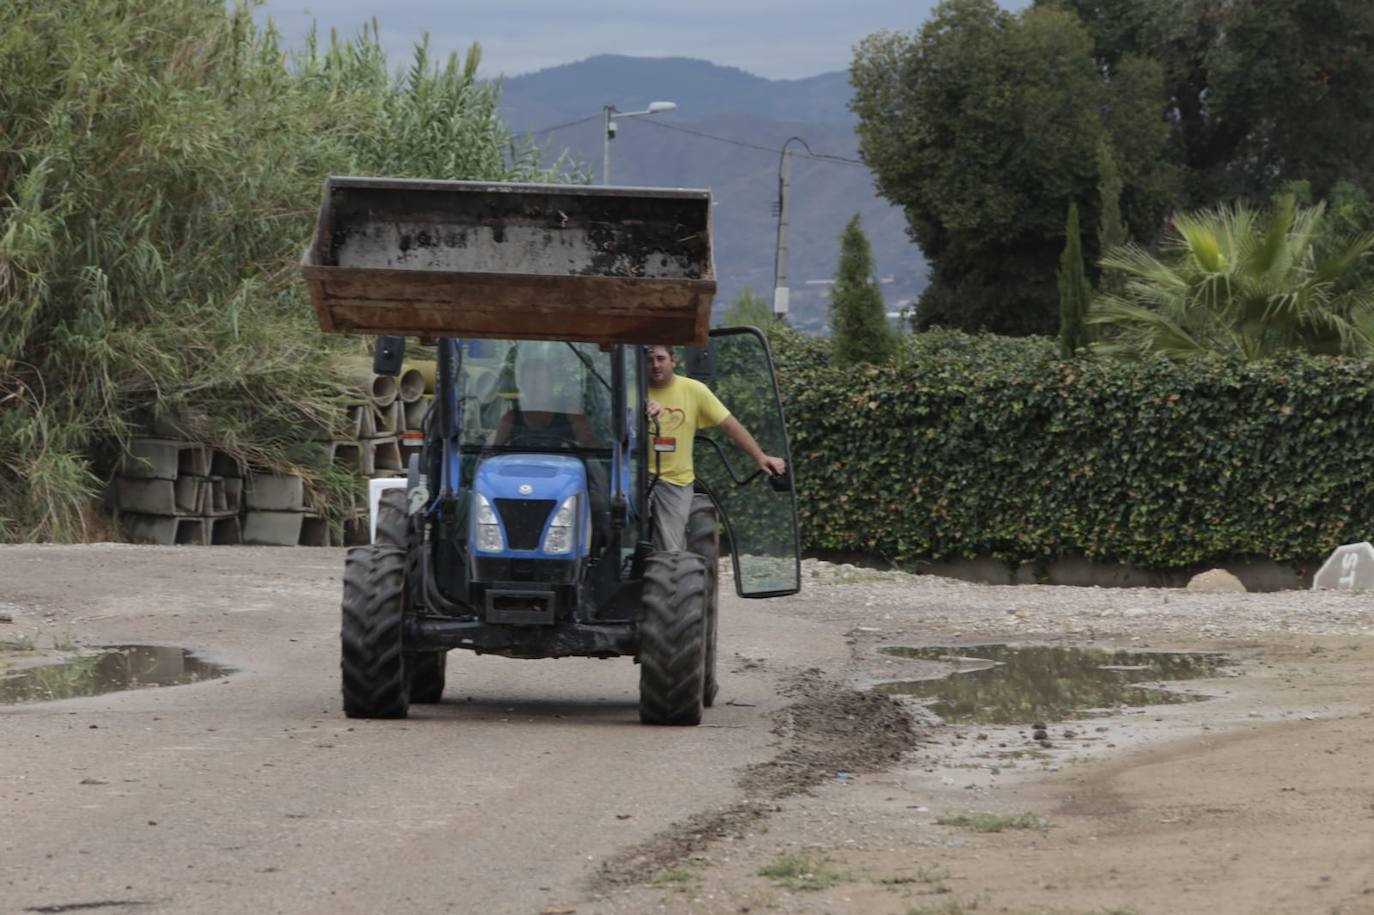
[647,376,730,486]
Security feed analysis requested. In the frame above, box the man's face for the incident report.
[646,346,676,387]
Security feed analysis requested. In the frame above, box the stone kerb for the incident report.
[1311,542,1374,591]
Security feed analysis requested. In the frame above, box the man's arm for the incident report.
[718,416,786,476]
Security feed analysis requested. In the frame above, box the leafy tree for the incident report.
[718,288,784,336]
[1280,179,1374,279]
[0,1,573,540]
[1058,204,1092,357]
[851,0,1174,335]
[1053,0,1374,207]
[1088,198,1374,360]
[829,215,896,366]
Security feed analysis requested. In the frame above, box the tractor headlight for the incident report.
[474,493,505,552]
[541,496,577,555]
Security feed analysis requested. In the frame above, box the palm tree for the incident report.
[1088,197,1374,360]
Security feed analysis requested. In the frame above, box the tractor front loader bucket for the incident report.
[301,177,716,345]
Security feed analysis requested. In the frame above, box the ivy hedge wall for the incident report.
[771,330,1374,570]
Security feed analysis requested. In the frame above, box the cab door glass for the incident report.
[691,328,800,597]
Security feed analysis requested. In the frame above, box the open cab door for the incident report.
[688,328,800,597]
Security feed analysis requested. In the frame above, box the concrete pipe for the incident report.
[402,361,436,395]
[398,367,425,403]
[336,361,398,407]
[370,374,398,407]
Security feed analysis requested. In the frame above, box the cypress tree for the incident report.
[1096,141,1130,297]
[1057,203,1092,357]
[830,214,897,366]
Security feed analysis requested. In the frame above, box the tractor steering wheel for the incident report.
[504,427,581,451]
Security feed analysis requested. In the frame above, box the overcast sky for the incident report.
[253,1,1024,81]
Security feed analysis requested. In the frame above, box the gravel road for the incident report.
[3,545,1372,915]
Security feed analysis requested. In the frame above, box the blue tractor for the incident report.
[302,178,800,725]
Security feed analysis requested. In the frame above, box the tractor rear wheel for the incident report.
[637,551,707,726]
[341,545,410,718]
[407,651,447,703]
[686,494,720,708]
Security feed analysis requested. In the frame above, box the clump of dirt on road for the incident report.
[594,670,924,890]
[741,667,922,797]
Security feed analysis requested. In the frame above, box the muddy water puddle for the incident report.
[877,644,1227,725]
[0,645,231,704]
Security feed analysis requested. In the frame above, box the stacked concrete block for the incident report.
[363,395,403,475]
[403,396,431,434]
[328,399,403,479]
[320,362,434,543]
[242,473,330,546]
[117,439,243,545]
[344,402,376,440]
[374,399,403,436]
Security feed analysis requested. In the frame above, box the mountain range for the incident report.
[497,55,926,331]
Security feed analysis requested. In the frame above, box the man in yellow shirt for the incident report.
[644,344,786,551]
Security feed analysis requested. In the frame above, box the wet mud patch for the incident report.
[0,645,231,704]
[877,644,1228,725]
[592,669,923,891]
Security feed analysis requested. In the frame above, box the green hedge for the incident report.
[773,330,1374,569]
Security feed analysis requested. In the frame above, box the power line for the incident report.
[523,111,870,169]
[524,112,602,136]
[639,119,868,168]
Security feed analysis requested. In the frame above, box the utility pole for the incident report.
[602,105,616,186]
[772,137,812,320]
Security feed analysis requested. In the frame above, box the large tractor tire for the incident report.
[686,494,720,708]
[407,651,447,703]
[341,545,410,719]
[637,551,708,726]
[376,487,447,703]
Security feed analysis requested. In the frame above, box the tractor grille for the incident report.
[474,558,575,583]
[494,498,555,551]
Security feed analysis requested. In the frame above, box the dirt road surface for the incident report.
[2,544,1373,915]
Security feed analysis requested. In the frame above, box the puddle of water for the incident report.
[877,644,1227,725]
[0,645,231,705]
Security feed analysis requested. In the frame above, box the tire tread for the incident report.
[638,551,707,726]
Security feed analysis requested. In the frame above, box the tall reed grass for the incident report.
[0,1,579,540]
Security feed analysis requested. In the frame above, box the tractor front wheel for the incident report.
[637,551,707,726]
[377,487,447,703]
[341,545,410,719]
[686,495,720,708]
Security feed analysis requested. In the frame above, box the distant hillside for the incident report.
[500,55,857,129]
[497,55,926,331]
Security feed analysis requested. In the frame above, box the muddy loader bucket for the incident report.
[301,177,716,345]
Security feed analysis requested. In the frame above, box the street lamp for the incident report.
[602,101,677,185]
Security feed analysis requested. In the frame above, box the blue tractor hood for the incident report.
[472,454,589,558]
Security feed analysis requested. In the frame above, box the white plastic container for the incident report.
[368,477,407,543]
